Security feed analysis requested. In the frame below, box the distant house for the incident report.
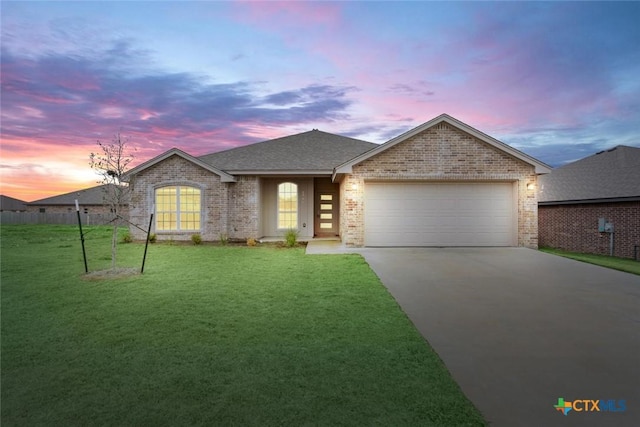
[27,184,129,218]
[538,145,640,259]
[0,195,28,212]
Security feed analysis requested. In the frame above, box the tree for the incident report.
[89,132,135,270]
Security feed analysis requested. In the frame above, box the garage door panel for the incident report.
[364,182,515,247]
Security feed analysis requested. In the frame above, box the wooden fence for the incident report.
[1,212,117,226]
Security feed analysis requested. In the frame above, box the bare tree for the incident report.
[89,132,135,270]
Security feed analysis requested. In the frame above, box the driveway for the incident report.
[357,247,640,427]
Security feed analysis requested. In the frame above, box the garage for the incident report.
[364,182,516,247]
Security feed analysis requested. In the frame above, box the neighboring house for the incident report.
[27,184,129,217]
[124,114,551,247]
[538,145,640,259]
[0,195,28,212]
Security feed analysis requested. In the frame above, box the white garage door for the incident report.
[364,182,516,247]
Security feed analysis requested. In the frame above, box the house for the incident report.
[27,184,129,217]
[124,114,551,247]
[0,195,28,212]
[538,145,640,259]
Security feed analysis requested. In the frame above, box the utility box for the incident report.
[598,218,606,232]
[598,218,614,233]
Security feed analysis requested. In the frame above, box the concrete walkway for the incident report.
[353,248,640,427]
[305,239,356,255]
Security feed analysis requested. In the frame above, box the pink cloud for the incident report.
[233,1,343,30]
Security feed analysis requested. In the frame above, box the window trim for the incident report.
[154,184,202,232]
[277,182,298,230]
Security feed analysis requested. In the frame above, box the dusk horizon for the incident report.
[2,1,639,202]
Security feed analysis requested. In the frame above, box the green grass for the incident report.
[1,225,485,426]
[540,247,640,276]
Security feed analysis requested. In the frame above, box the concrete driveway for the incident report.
[357,247,640,427]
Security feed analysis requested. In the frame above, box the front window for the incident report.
[155,186,201,231]
[278,182,297,229]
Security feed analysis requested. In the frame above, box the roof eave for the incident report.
[224,169,333,176]
[539,196,640,205]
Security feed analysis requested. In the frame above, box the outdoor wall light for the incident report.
[527,182,536,190]
[351,183,358,190]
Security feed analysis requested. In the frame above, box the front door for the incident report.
[314,191,339,236]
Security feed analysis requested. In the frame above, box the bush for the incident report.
[149,233,157,243]
[284,229,298,248]
[247,237,257,247]
[121,232,133,243]
[219,233,228,246]
[191,234,202,245]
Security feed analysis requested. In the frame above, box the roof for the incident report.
[198,130,377,174]
[28,184,127,206]
[0,195,28,211]
[334,114,552,178]
[539,145,640,204]
[123,148,236,182]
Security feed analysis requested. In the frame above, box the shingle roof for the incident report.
[538,145,640,203]
[28,184,128,206]
[198,130,377,172]
[0,195,28,211]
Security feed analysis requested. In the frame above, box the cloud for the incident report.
[1,43,357,155]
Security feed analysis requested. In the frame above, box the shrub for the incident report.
[247,237,257,247]
[284,229,298,248]
[121,232,133,243]
[149,233,157,243]
[219,233,228,246]
[191,234,202,245]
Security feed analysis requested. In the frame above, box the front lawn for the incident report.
[1,225,485,426]
[540,247,640,276]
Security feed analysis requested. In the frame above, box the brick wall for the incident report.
[539,201,640,259]
[341,122,539,247]
[128,155,227,241]
[227,176,260,241]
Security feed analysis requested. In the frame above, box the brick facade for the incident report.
[127,120,545,246]
[128,155,262,242]
[227,176,260,240]
[340,122,539,247]
[128,155,228,241]
[539,201,640,259]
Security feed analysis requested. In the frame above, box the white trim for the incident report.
[276,182,299,230]
[154,184,203,233]
[123,148,236,182]
[333,114,552,180]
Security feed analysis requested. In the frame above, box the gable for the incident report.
[124,148,236,183]
[131,154,225,184]
[353,121,535,176]
[334,114,551,178]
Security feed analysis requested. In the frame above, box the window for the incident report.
[277,182,297,229]
[155,186,201,231]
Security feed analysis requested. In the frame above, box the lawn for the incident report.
[540,247,640,276]
[1,225,486,426]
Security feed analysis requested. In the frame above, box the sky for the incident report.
[1,1,639,202]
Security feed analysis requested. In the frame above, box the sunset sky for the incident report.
[2,1,639,202]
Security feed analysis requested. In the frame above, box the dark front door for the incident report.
[314,178,339,237]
